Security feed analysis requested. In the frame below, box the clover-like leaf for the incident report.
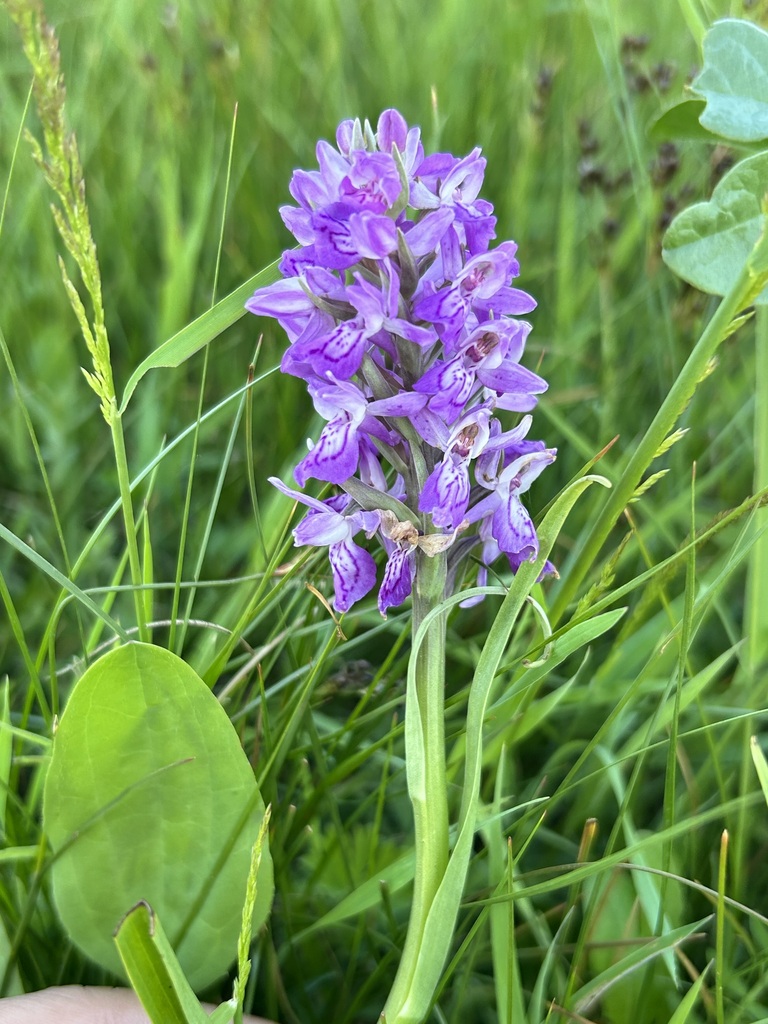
[662,152,768,303]
[43,643,273,992]
[692,19,768,142]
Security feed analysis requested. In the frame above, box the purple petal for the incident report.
[419,457,470,530]
[492,493,538,558]
[367,390,428,418]
[387,318,437,347]
[336,119,355,156]
[414,358,473,413]
[477,362,548,396]
[246,278,313,318]
[341,152,401,211]
[403,208,455,256]
[269,476,330,515]
[378,546,414,615]
[475,286,537,316]
[329,537,378,612]
[292,320,370,380]
[376,109,409,154]
[294,509,349,547]
[347,210,398,259]
[294,416,360,486]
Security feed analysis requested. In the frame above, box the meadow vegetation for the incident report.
[2,1,768,1022]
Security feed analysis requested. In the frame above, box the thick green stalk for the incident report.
[382,548,448,1024]
[551,228,768,625]
[109,403,148,641]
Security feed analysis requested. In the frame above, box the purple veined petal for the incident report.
[294,509,350,547]
[490,390,540,413]
[279,205,315,245]
[308,375,369,422]
[454,200,497,255]
[378,546,414,616]
[376,109,409,154]
[477,361,548,396]
[328,536,378,613]
[246,277,314,318]
[414,358,474,421]
[385,259,400,318]
[341,151,402,211]
[440,224,464,281]
[409,406,450,449]
[456,249,513,302]
[316,139,350,195]
[268,476,331,515]
[403,126,424,175]
[288,168,328,210]
[347,209,398,259]
[413,285,465,330]
[311,204,363,269]
[409,179,441,210]
[447,404,492,460]
[358,437,389,491]
[292,319,371,380]
[388,318,437,348]
[345,275,386,328]
[336,119,355,156]
[502,447,556,494]
[419,456,471,530]
[403,207,455,257]
[440,147,486,204]
[279,248,320,279]
[367,390,428,418]
[294,416,361,486]
[414,151,458,186]
[464,489,500,525]
[492,492,538,558]
[462,318,531,369]
[482,414,533,454]
[475,286,537,316]
[349,507,383,537]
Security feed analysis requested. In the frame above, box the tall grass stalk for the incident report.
[5,0,147,641]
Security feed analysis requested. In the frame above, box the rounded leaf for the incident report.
[43,642,273,991]
[692,19,768,143]
[661,152,768,303]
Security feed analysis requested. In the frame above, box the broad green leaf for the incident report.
[43,642,273,991]
[692,19,768,142]
[114,902,209,1024]
[119,261,281,412]
[648,100,717,143]
[662,152,768,303]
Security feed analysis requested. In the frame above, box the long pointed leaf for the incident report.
[119,261,281,412]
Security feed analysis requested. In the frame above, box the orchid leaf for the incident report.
[662,152,768,303]
[691,19,768,142]
[43,643,273,991]
[119,260,281,412]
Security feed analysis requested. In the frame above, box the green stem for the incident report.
[551,230,768,625]
[383,549,449,1024]
[109,402,148,641]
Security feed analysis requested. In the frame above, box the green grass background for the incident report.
[3,0,768,1021]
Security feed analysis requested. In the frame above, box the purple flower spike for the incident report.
[251,110,556,614]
